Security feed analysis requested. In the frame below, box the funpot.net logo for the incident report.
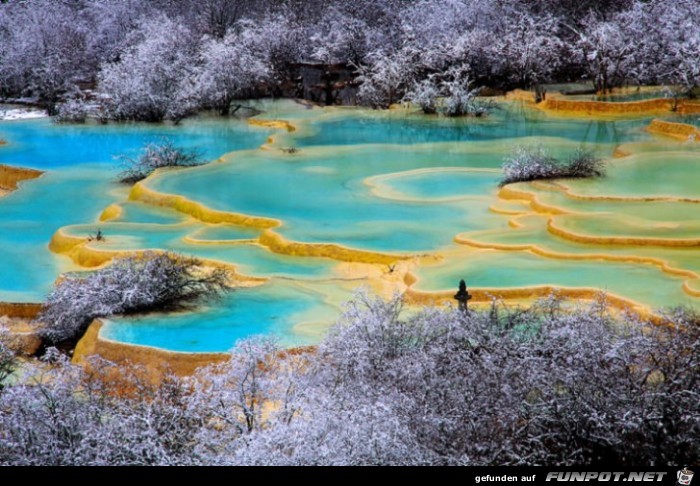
[677,469,694,486]
[545,472,668,482]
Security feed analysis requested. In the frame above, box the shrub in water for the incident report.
[39,252,229,345]
[117,140,202,183]
[501,146,604,185]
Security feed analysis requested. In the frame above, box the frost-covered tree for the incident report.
[642,0,700,95]
[98,16,199,122]
[356,47,420,108]
[3,293,700,465]
[0,1,89,113]
[0,328,16,393]
[667,37,700,97]
[195,0,267,39]
[519,0,634,23]
[308,3,397,66]
[40,252,229,345]
[2,0,699,117]
[570,15,635,93]
[614,0,700,93]
[117,140,203,183]
[233,294,700,465]
[189,337,306,463]
[406,66,490,117]
[241,15,307,96]
[489,10,564,88]
[3,0,696,118]
[0,352,202,465]
[83,0,154,67]
[192,31,271,115]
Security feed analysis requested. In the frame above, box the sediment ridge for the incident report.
[538,97,700,117]
[129,181,280,229]
[404,285,665,324]
[0,164,43,192]
[48,228,267,286]
[259,230,410,265]
[647,119,700,141]
[73,320,228,377]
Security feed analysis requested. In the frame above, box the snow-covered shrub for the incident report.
[39,252,229,345]
[0,328,16,392]
[192,31,271,115]
[407,79,440,114]
[0,353,202,465]
[98,16,198,122]
[234,294,700,466]
[501,145,559,184]
[564,149,606,179]
[356,48,419,108]
[407,67,491,117]
[54,99,90,124]
[501,146,604,185]
[440,74,489,117]
[117,140,203,184]
[4,293,700,465]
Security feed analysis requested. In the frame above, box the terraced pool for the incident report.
[1,98,698,352]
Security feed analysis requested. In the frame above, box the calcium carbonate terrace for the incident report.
[1,96,699,352]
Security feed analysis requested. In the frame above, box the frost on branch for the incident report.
[0,327,16,392]
[117,140,203,184]
[39,252,229,345]
[192,30,271,115]
[406,67,491,117]
[98,16,199,122]
[54,99,91,124]
[3,293,699,465]
[232,293,700,466]
[501,146,605,186]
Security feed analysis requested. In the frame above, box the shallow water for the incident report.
[1,101,698,352]
[0,118,271,302]
[101,283,338,351]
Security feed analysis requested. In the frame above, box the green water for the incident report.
[1,101,698,352]
[414,249,697,309]
[564,91,670,102]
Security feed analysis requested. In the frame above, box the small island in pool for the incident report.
[2,97,700,354]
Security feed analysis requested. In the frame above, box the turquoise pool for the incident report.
[1,101,698,352]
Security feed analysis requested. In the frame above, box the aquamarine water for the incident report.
[101,283,338,352]
[295,107,652,147]
[1,101,698,352]
[0,117,271,302]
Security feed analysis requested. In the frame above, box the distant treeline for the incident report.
[0,0,698,120]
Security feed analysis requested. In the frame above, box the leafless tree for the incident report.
[40,252,229,345]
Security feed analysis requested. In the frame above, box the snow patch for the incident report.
[0,108,48,121]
